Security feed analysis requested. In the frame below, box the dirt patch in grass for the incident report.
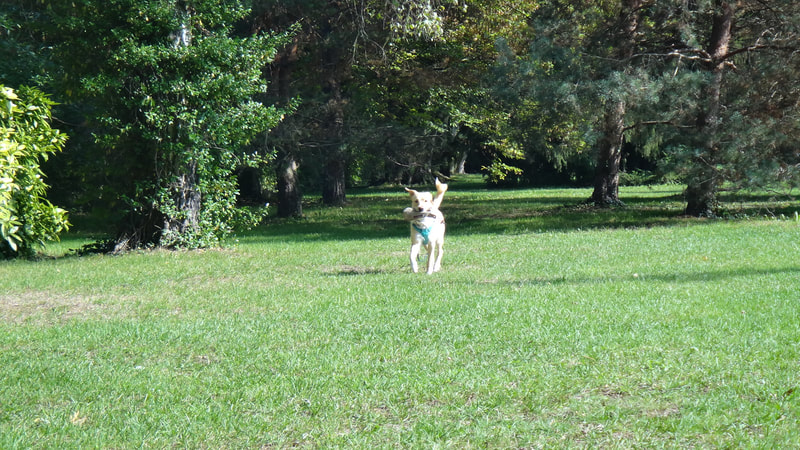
[0,291,115,325]
[323,265,389,276]
[646,405,681,418]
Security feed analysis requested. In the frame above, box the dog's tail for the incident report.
[433,177,448,209]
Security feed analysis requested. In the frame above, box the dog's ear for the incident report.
[404,187,417,195]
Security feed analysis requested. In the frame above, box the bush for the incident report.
[0,85,69,257]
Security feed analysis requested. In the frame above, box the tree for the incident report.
[44,0,290,249]
[251,0,527,213]
[496,0,678,201]
[0,85,69,258]
[661,0,800,216]
[252,0,462,212]
[589,0,644,205]
[250,0,353,213]
[496,0,800,213]
[682,1,735,217]
[0,3,49,88]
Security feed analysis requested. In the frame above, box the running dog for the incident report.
[402,178,448,274]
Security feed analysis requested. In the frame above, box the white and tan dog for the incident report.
[403,178,448,274]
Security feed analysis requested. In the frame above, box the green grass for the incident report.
[2,178,800,447]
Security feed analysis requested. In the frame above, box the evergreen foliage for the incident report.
[655,0,800,215]
[492,1,800,212]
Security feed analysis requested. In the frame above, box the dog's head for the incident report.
[405,187,434,212]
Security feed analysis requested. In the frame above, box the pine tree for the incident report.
[653,0,800,216]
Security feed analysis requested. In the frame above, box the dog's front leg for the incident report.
[432,241,444,273]
[426,244,436,274]
[409,242,421,273]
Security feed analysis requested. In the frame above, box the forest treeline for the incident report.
[1,0,799,254]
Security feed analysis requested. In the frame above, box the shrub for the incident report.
[0,85,69,257]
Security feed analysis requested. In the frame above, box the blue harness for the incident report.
[410,212,443,245]
[413,223,432,245]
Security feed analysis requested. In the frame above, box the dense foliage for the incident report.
[0,85,69,258]
[38,0,290,249]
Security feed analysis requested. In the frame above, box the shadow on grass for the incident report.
[246,187,700,243]
[484,266,800,286]
[247,181,800,243]
[64,181,800,247]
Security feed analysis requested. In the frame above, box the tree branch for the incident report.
[622,119,694,133]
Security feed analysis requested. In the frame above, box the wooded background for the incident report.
[2,0,799,253]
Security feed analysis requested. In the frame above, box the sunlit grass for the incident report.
[1,179,799,447]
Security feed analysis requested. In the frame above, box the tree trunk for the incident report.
[272,38,299,104]
[264,32,303,218]
[320,25,348,206]
[590,100,626,205]
[163,6,201,242]
[453,150,468,175]
[277,153,302,217]
[321,138,347,205]
[162,160,201,240]
[684,177,717,217]
[588,0,641,206]
[322,157,347,206]
[684,0,734,217]
[320,91,347,205]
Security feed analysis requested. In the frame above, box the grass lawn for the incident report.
[1,178,799,447]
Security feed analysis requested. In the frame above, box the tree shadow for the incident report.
[480,266,800,287]
[251,179,800,243]
[247,193,703,243]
